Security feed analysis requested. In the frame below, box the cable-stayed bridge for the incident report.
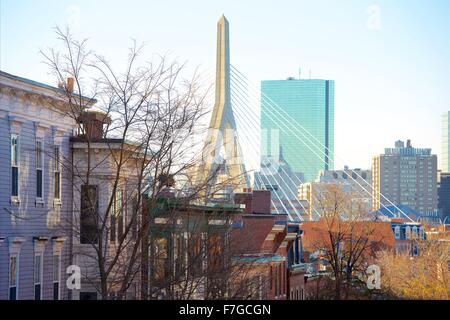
[194,15,416,223]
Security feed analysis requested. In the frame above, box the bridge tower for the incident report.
[195,15,249,198]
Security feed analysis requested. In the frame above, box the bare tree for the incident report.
[41,26,217,299]
[40,27,261,300]
[304,183,393,299]
[145,188,275,300]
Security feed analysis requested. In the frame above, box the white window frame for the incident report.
[405,226,412,240]
[53,145,61,203]
[11,133,20,203]
[34,254,43,300]
[36,139,44,203]
[33,238,47,300]
[52,237,65,300]
[419,227,425,240]
[53,253,61,300]
[111,188,124,243]
[412,226,418,239]
[394,226,400,240]
[9,254,19,300]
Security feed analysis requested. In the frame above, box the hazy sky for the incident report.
[1,0,449,170]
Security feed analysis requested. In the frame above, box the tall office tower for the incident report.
[442,111,450,172]
[372,140,438,213]
[261,78,334,182]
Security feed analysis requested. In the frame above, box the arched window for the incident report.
[412,226,418,239]
[405,226,411,240]
[394,226,400,240]
[419,227,425,240]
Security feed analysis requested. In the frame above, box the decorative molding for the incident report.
[52,237,66,255]
[53,126,66,144]
[33,236,49,255]
[8,115,25,134]
[8,237,26,254]
[35,121,51,139]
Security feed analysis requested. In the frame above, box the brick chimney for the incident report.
[77,111,111,140]
[252,190,271,214]
[234,191,253,214]
[66,77,74,93]
[234,189,271,214]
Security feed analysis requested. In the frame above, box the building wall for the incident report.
[318,168,373,210]
[0,73,75,300]
[261,79,334,182]
[438,172,450,221]
[71,143,142,300]
[372,141,438,213]
[442,111,449,172]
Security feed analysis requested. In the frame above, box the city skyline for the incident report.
[0,3,448,304]
[1,0,450,170]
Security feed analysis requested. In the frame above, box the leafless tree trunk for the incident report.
[41,26,217,299]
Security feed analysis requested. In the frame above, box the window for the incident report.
[419,227,425,240]
[405,226,411,240]
[9,255,18,300]
[34,255,42,300]
[54,145,61,199]
[36,140,44,199]
[11,134,19,197]
[394,226,400,240]
[53,254,61,300]
[80,185,99,244]
[117,190,123,240]
[111,189,124,242]
[412,226,418,239]
[80,292,97,300]
[412,244,419,257]
[131,197,138,240]
[269,266,273,290]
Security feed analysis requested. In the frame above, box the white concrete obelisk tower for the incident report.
[196,15,249,196]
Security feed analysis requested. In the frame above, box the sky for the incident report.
[1,0,449,170]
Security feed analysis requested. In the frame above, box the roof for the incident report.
[234,254,285,263]
[371,205,422,223]
[0,70,96,104]
[300,220,395,253]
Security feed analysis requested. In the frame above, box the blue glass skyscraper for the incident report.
[261,78,334,182]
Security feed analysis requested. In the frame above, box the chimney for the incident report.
[66,77,75,93]
[234,192,253,214]
[395,140,404,148]
[407,139,412,148]
[252,190,271,214]
[77,111,111,140]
